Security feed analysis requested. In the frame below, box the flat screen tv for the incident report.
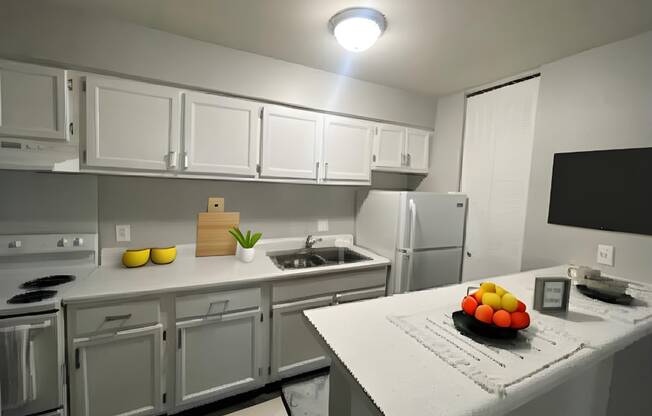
[548,147,652,236]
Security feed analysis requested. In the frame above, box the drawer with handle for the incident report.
[176,287,261,320]
[71,299,161,337]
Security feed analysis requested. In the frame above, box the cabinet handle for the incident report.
[104,313,132,322]
[182,153,189,169]
[324,162,329,180]
[315,161,320,180]
[372,154,377,163]
[75,348,80,369]
[167,151,178,169]
[407,153,411,167]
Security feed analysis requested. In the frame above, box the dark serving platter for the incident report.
[452,310,518,340]
[576,284,634,305]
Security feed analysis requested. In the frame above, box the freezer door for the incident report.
[399,193,467,250]
[406,248,463,292]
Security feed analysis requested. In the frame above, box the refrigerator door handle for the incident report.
[408,199,417,250]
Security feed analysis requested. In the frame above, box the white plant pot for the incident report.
[237,246,255,263]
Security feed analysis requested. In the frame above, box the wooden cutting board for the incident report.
[195,212,240,257]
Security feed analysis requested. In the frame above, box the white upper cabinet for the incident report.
[260,105,322,180]
[321,115,373,183]
[372,123,431,174]
[373,124,405,168]
[0,59,68,141]
[182,92,260,176]
[84,75,181,171]
[406,128,430,172]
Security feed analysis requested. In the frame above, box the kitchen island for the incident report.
[305,266,652,416]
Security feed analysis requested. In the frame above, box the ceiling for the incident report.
[48,0,652,96]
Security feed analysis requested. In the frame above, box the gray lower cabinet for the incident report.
[70,324,164,416]
[271,296,333,379]
[175,310,264,407]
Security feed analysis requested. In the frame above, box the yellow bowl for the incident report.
[122,248,150,268]
[151,246,176,265]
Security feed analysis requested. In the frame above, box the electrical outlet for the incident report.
[115,224,131,242]
[596,244,614,266]
[317,219,329,232]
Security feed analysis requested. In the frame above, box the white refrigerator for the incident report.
[355,190,467,295]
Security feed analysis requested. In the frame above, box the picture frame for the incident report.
[533,277,571,312]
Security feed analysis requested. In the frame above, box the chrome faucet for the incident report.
[305,234,323,249]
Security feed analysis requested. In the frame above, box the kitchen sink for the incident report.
[268,247,372,270]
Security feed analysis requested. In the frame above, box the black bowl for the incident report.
[452,310,518,339]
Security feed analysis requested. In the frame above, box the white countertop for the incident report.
[304,266,652,416]
[62,235,389,304]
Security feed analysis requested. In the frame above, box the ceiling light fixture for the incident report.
[329,7,386,52]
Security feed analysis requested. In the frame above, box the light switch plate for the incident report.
[317,219,329,232]
[597,244,614,266]
[115,224,131,242]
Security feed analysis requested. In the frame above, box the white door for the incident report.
[84,76,181,171]
[372,124,405,168]
[70,325,164,416]
[176,310,263,407]
[322,115,373,182]
[406,128,430,172]
[260,105,322,180]
[182,92,260,176]
[271,296,332,380]
[461,77,540,281]
[0,59,68,141]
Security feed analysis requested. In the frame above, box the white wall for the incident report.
[521,30,652,283]
[0,0,436,128]
[413,92,466,192]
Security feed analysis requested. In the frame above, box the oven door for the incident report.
[0,312,62,416]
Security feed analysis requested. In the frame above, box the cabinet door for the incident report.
[272,296,332,380]
[70,325,164,416]
[85,76,181,171]
[406,128,430,172]
[260,105,322,180]
[183,92,260,176]
[322,115,373,182]
[0,59,68,141]
[372,124,405,168]
[176,310,263,407]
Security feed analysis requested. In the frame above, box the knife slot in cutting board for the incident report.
[196,212,240,257]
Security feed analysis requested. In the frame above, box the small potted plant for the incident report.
[228,227,262,263]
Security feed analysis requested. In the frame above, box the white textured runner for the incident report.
[387,307,586,396]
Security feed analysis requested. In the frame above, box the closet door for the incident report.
[182,92,259,176]
[461,77,540,281]
[84,76,181,171]
[0,59,68,141]
[260,105,322,180]
[322,115,373,183]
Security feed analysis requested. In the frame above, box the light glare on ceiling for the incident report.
[329,8,386,52]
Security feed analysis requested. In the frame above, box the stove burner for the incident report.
[21,274,76,289]
[7,290,57,304]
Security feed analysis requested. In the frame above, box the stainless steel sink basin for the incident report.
[268,247,372,270]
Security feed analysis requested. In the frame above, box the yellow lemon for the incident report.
[501,293,518,312]
[482,292,502,310]
[480,282,496,293]
[495,285,507,297]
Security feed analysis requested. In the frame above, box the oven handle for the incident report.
[0,319,51,332]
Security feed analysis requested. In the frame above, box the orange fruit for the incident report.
[475,304,494,324]
[516,300,527,312]
[492,310,512,328]
[461,296,478,316]
[511,311,530,329]
[473,288,485,303]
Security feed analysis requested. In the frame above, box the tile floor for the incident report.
[179,371,329,416]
